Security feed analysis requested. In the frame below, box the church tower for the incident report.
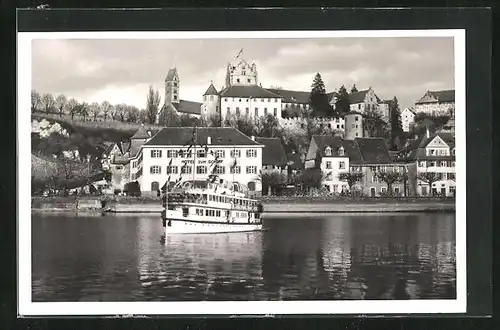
[202,81,220,118]
[224,50,259,87]
[165,67,180,105]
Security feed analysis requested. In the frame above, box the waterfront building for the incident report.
[133,127,264,195]
[255,137,288,177]
[414,89,455,117]
[397,128,456,197]
[305,135,406,196]
[401,107,416,132]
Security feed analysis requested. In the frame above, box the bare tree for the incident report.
[67,98,80,121]
[417,169,441,197]
[126,105,140,123]
[89,102,102,121]
[101,101,112,121]
[41,93,56,114]
[338,172,365,194]
[375,169,403,196]
[79,102,89,121]
[112,103,128,122]
[146,86,161,124]
[55,94,68,117]
[31,90,41,113]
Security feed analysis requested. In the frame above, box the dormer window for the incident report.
[325,146,332,156]
[338,146,345,156]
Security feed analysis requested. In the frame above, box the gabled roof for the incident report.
[354,138,392,164]
[203,82,218,96]
[287,153,304,170]
[144,127,262,146]
[266,88,310,104]
[131,125,151,139]
[165,68,178,81]
[255,137,288,166]
[348,90,369,104]
[416,90,455,104]
[311,135,394,165]
[403,107,416,115]
[177,100,202,115]
[162,100,202,115]
[398,132,455,161]
[220,85,281,99]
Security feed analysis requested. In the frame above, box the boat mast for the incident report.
[193,125,197,183]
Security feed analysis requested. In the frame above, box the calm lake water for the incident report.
[32,212,456,301]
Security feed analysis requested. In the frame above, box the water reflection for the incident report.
[32,212,456,301]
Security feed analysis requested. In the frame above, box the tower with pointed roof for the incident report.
[202,81,220,118]
[165,67,180,105]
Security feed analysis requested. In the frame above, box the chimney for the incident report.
[207,136,211,144]
[147,130,151,137]
[251,135,255,141]
[292,150,296,154]
[426,127,430,138]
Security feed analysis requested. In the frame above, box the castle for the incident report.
[156,52,390,139]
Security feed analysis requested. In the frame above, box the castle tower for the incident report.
[225,51,259,86]
[344,112,364,140]
[202,81,220,117]
[165,67,180,105]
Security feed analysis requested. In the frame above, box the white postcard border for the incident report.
[18,29,466,316]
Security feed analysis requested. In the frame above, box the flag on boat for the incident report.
[161,176,172,192]
[230,158,237,170]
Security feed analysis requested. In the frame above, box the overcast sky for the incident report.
[31,37,454,110]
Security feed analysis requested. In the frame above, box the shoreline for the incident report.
[31,196,455,214]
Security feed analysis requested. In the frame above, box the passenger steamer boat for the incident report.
[161,179,264,234]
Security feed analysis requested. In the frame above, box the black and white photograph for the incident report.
[18,28,466,315]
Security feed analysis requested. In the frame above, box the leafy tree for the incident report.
[223,113,256,137]
[31,90,41,113]
[89,102,102,121]
[417,169,441,196]
[364,108,390,138]
[351,84,358,93]
[297,168,325,192]
[41,93,56,114]
[55,94,68,117]
[338,172,364,193]
[261,172,287,195]
[101,101,112,121]
[255,114,281,138]
[334,85,351,114]
[375,170,403,196]
[308,73,332,117]
[389,97,403,150]
[179,113,199,127]
[146,86,161,124]
[162,105,181,127]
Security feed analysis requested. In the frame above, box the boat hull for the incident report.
[164,218,262,234]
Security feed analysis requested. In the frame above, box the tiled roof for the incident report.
[255,137,288,166]
[348,90,369,104]
[131,125,151,139]
[311,135,393,165]
[162,100,202,115]
[431,90,455,102]
[165,68,178,81]
[144,127,262,146]
[220,85,281,98]
[355,138,392,164]
[266,88,310,104]
[203,83,218,96]
[103,143,115,156]
[416,90,455,104]
[177,100,202,115]
[287,153,304,170]
[398,132,455,161]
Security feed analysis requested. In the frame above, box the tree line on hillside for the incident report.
[31,86,163,125]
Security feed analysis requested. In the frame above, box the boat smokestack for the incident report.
[207,136,211,144]
[251,135,255,141]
